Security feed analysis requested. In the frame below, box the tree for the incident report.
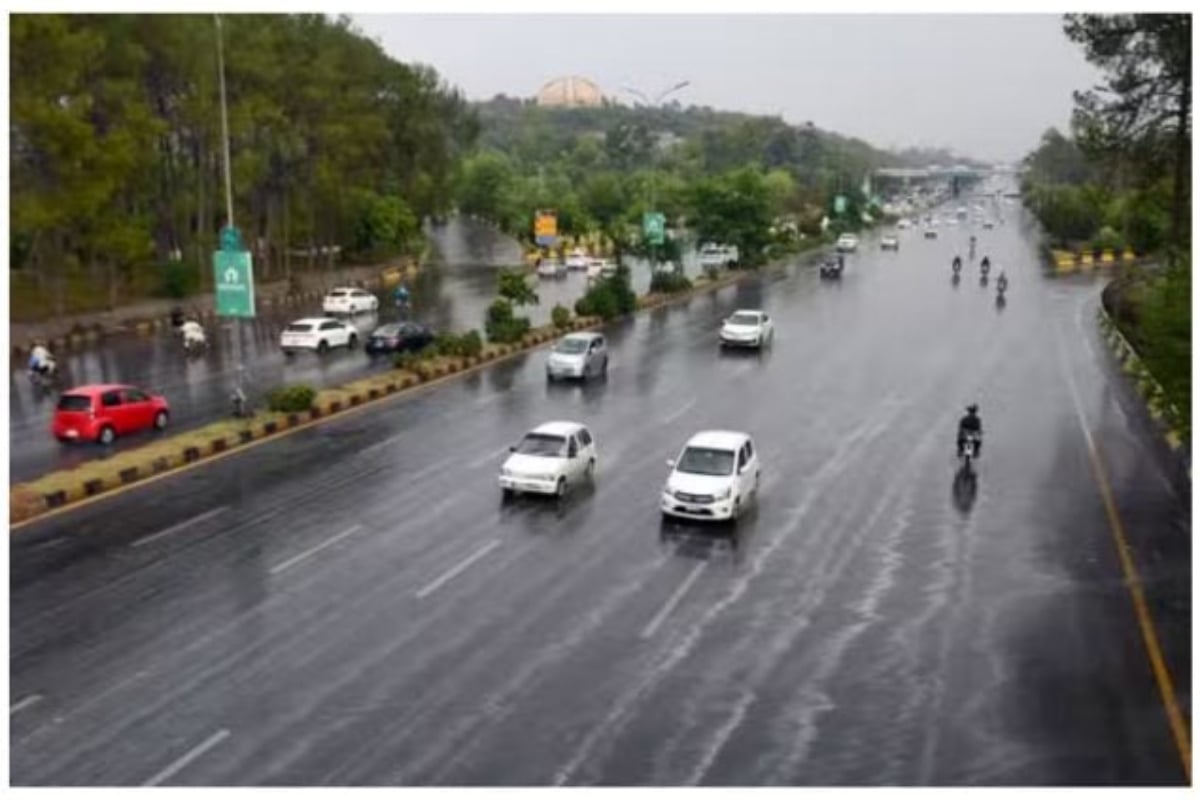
[497,267,538,308]
[1064,14,1191,252]
[688,168,774,266]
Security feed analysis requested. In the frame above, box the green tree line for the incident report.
[10,14,478,318]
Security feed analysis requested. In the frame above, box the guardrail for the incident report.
[1051,248,1142,274]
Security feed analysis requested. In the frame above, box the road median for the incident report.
[9,266,755,527]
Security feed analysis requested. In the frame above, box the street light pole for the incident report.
[215,14,245,413]
[622,81,690,273]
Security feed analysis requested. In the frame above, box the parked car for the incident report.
[537,259,567,278]
[281,317,359,355]
[881,235,900,251]
[660,430,761,523]
[719,310,774,349]
[500,421,597,499]
[586,258,615,282]
[835,233,859,253]
[365,321,434,355]
[53,384,169,445]
[322,287,379,315]
[565,248,589,270]
[698,243,739,269]
[546,332,608,381]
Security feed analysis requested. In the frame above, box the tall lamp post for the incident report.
[622,80,690,272]
[215,14,248,415]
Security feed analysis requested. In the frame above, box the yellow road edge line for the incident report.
[11,268,763,530]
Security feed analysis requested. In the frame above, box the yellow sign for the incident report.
[534,211,558,245]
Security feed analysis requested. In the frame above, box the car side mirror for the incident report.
[509,445,517,453]
[666,458,676,468]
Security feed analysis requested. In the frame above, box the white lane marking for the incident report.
[142,728,231,786]
[469,446,512,470]
[414,539,502,600]
[640,561,707,639]
[270,525,365,575]
[360,432,405,457]
[131,507,230,548]
[661,399,697,425]
[10,694,43,714]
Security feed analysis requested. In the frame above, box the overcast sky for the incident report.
[353,14,1104,162]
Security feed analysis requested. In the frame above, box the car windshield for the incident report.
[57,394,92,412]
[676,446,736,476]
[728,313,760,326]
[328,291,347,297]
[286,323,314,332]
[555,339,589,354]
[373,325,400,336]
[515,433,568,457]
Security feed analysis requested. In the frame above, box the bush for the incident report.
[459,329,484,357]
[649,270,693,294]
[266,384,317,413]
[1090,225,1126,254]
[160,260,201,299]
[485,298,531,343]
[551,304,572,329]
[431,329,484,358]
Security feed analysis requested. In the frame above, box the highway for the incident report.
[9,196,1191,785]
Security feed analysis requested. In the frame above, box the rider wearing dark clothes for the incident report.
[957,404,983,456]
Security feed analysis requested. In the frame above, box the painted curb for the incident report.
[1096,305,1190,481]
[9,265,760,526]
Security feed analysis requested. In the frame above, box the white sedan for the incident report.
[281,317,359,355]
[322,287,379,315]
[500,421,597,499]
[719,310,774,349]
[880,235,900,250]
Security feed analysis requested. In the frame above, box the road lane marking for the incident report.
[640,561,707,639]
[10,694,43,715]
[469,447,511,470]
[270,525,365,575]
[1055,327,1192,782]
[131,507,230,548]
[661,400,696,425]
[414,539,501,599]
[142,728,230,786]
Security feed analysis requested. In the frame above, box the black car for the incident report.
[365,322,434,355]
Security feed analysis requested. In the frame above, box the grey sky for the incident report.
[353,13,1104,162]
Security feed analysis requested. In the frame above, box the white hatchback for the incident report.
[280,317,359,355]
[322,287,379,315]
[835,233,859,252]
[719,310,774,349]
[500,421,597,499]
[661,430,761,523]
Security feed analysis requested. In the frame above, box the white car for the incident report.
[565,248,588,270]
[880,235,900,251]
[661,430,761,523]
[586,258,615,281]
[835,233,859,253]
[896,219,912,230]
[322,287,379,315]
[546,332,608,381]
[280,317,359,355]
[500,421,597,499]
[719,309,774,349]
[698,243,739,269]
[537,259,567,278]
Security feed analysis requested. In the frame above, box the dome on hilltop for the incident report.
[536,76,605,108]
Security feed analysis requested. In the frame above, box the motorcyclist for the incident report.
[952,255,962,272]
[170,305,186,329]
[957,404,983,458]
[28,342,56,379]
[181,318,207,350]
[393,282,411,307]
[980,255,991,273]
[996,271,1008,294]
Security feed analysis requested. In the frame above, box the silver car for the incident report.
[546,332,608,382]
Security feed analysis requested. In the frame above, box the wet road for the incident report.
[9,217,696,483]
[10,193,1191,785]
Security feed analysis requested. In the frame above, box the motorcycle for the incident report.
[959,432,982,470]
[951,258,962,274]
[980,258,991,276]
[29,360,58,392]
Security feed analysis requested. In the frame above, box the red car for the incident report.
[52,384,170,445]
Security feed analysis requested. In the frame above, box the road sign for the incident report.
[834,195,847,215]
[534,210,558,246]
[643,212,666,246]
[213,250,256,318]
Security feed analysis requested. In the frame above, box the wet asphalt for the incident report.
[9,191,1191,786]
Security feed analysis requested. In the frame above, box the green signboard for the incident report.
[834,195,847,215]
[213,249,256,318]
[643,211,666,246]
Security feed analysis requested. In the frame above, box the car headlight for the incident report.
[715,487,732,501]
[501,467,512,478]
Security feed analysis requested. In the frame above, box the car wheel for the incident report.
[317,340,330,354]
[555,476,567,498]
[284,349,295,358]
[601,357,608,376]
[501,488,515,504]
[348,334,359,349]
[586,459,596,482]
[153,410,169,431]
[98,426,116,446]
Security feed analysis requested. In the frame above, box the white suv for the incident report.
[661,430,761,523]
[280,317,359,355]
[322,287,378,315]
[500,421,597,499]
